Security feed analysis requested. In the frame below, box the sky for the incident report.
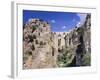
[23,10,87,32]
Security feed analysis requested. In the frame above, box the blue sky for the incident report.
[23,10,87,32]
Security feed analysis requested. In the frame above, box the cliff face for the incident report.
[56,14,91,67]
[23,14,91,69]
[23,19,56,69]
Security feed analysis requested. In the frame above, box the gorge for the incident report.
[23,14,91,69]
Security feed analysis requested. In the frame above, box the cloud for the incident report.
[76,22,81,27]
[76,13,87,27]
[62,26,66,29]
[51,20,56,23]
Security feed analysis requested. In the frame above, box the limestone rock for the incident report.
[23,19,56,69]
[56,14,91,67]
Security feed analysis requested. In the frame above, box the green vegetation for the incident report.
[77,27,84,34]
[32,25,38,32]
[82,53,91,66]
[57,48,73,67]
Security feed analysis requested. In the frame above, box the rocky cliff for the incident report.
[23,14,91,69]
[23,18,58,69]
[56,14,91,67]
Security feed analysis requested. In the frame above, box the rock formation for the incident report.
[23,18,56,69]
[56,14,91,67]
[23,14,91,69]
